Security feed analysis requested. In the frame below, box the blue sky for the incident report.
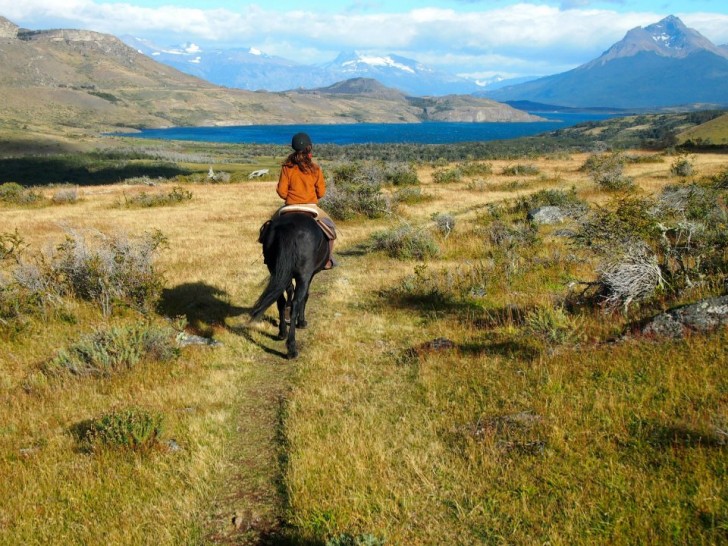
[2,1,727,81]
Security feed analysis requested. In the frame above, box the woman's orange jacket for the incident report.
[276,164,326,205]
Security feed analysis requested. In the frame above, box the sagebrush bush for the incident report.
[369,224,439,260]
[0,182,43,205]
[385,162,419,186]
[45,322,178,377]
[670,155,695,178]
[459,161,493,177]
[54,229,167,315]
[582,152,634,191]
[78,406,164,452]
[512,187,588,217]
[320,183,388,220]
[120,186,192,208]
[432,167,463,184]
[432,213,456,237]
[51,186,79,204]
[501,163,539,176]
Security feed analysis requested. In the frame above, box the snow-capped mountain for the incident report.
[484,15,728,109]
[320,51,480,96]
[120,37,481,96]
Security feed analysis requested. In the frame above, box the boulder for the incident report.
[527,206,565,225]
[641,295,728,338]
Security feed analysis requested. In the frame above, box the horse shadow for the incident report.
[156,282,248,337]
[157,281,291,358]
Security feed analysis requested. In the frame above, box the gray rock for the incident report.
[176,332,223,347]
[641,295,728,338]
[527,206,565,225]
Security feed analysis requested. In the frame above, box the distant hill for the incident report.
[0,17,539,135]
[485,16,728,109]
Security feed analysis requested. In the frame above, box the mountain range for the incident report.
[483,16,728,109]
[0,16,537,133]
[121,36,484,96]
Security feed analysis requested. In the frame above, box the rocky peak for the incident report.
[585,15,728,68]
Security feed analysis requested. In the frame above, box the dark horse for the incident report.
[250,212,329,359]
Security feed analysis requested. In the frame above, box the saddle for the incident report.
[258,205,337,242]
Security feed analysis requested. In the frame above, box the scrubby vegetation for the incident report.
[1,125,727,545]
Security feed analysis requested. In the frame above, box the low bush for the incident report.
[320,183,389,220]
[369,224,439,260]
[0,182,44,205]
[670,155,695,178]
[460,161,493,177]
[1,228,167,321]
[512,187,588,217]
[432,213,456,237]
[51,186,79,204]
[76,406,164,452]
[432,167,463,184]
[120,186,192,208]
[54,229,167,315]
[581,152,634,191]
[501,163,540,176]
[45,322,178,377]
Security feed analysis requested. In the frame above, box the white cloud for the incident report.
[1,1,727,77]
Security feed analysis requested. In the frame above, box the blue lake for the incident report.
[118,113,617,145]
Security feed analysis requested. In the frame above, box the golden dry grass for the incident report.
[1,151,727,545]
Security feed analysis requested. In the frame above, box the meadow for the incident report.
[1,140,726,545]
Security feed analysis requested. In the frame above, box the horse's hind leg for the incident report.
[276,292,288,340]
[297,290,310,328]
[286,277,311,359]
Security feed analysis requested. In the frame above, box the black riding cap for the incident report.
[291,132,312,151]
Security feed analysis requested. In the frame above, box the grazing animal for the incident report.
[250,212,329,359]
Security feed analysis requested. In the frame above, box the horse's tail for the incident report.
[250,235,295,321]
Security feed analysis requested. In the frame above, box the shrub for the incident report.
[384,162,419,186]
[120,186,192,208]
[53,229,167,315]
[596,246,665,310]
[0,182,43,205]
[369,224,439,260]
[432,213,456,237]
[460,161,493,177]
[670,155,695,178]
[432,167,463,184]
[512,187,588,217]
[77,407,164,452]
[45,322,178,377]
[51,186,79,204]
[320,182,388,221]
[486,221,539,250]
[582,152,634,191]
[501,163,539,176]
[713,167,728,189]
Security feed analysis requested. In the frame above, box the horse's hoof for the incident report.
[287,350,299,359]
[297,320,308,329]
[277,333,287,340]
